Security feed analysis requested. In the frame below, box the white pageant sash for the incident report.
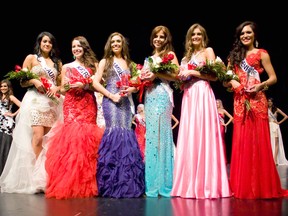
[240,59,260,82]
[113,62,135,114]
[268,109,277,122]
[37,55,56,84]
[71,62,90,78]
[113,62,125,79]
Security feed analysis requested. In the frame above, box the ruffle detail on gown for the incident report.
[44,121,103,199]
[97,127,145,198]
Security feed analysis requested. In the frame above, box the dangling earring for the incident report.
[255,40,259,48]
[73,55,76,59]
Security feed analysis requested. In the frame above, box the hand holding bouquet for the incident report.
[5,65,39,81]
[146,54,179,75]
[5,65,60,104]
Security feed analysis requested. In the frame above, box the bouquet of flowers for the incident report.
[64,76,94,91]
[5,65,39,81]
[130,62,142,80]
[130,62,154,102]
[147,53,178,74]
[115,62,153,102]
[116,74,131,96]
[40,77,61,105]
[191,56,227,80]
[222,69,239,92]
[173,57,239,91]
[5,65,60,105]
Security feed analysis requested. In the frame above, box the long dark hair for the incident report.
[72,36,98,74]
[102,32,132,80]
[0,79,14,108]
[33,31,62,73]
[268,97,277,113]
[227,21,258,68]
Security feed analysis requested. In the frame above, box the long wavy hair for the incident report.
[150,25,175,58]
[102,32,132,80]
[33,31,62,73]
[268,97,277,113]
[0,79,14,108]
[72,36,98,74]
[183,23,209,62]
[227,21,258,68]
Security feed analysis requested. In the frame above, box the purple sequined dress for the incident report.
[96,62,145,198]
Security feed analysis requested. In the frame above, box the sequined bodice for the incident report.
[31,65,58,86]
[102,64,132,129]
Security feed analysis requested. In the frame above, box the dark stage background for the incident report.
[1,4,287,162]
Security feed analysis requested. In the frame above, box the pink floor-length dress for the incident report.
[171,75,232,199]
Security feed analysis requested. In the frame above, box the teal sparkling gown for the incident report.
[144,78,174,197]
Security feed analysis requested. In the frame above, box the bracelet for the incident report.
[263,82,269,91]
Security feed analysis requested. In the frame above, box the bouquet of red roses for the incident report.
[40,77,61,105]
[173,57,234,91]
[147,53,178,74]
[115,63,153,102]
[5,65,39,81]
[64,76,94,91]
[5,65,60,104]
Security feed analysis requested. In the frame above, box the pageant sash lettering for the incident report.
[240,59,260,82]
[38,55,56,84]
[71,62,90,78]
[113,62,125,78]
[113,62,135,114]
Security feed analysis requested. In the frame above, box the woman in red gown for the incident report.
[226,21,288,199]
[45,36,103,199]
[132,104,146,160]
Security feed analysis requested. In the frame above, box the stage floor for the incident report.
[1,165,288,216]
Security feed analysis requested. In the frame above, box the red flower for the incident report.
[147,54,178,74]
[128,76,152,103]
[15,65,22,72]
[136,64,143,70]
[187,63,197,70]
[5,65,39,81]
[39,77,60,104]
[116,74,131,96]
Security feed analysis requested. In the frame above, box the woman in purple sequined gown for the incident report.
[93,32,145,198]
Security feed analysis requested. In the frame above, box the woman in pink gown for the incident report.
[171,23,232,199]
[226,21,288,199]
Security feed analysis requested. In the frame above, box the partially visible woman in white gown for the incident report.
[0,32,63,194]
[268,97,288,166]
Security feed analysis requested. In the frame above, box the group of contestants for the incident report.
[0,20,288,200]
